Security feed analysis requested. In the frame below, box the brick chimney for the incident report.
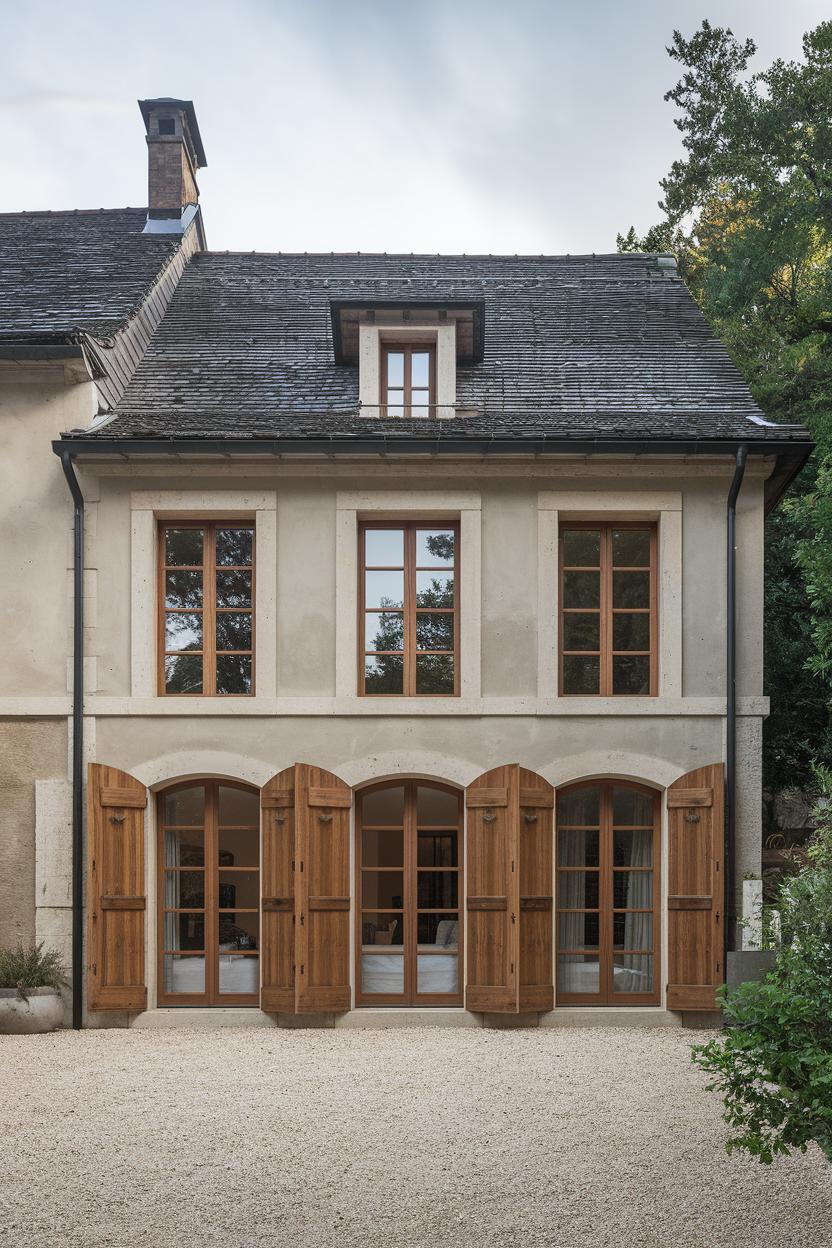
[138,98,207,227]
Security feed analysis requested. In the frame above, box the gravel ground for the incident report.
[0,1026,829,1248]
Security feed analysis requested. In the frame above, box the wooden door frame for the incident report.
[156,778,261,1007]
[355,778,464,1007]
[555,778,661,1006]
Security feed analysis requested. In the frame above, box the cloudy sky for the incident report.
[0,0,827,253]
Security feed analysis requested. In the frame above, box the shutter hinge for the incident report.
[92,962,97,976]
[716,961,721,974]
[291,859,295,871]
[511,860,515,872]
[510,962,515,974]
[300,913,305,926]
[91,858,96,873]
[300,861,304,873]
[300,964,305,976]
[511,912,516,924]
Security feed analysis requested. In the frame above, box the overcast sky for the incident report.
[0,0,827,254]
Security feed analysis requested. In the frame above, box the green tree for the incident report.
[619,19,832,789]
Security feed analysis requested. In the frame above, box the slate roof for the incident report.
[72,250,810,446]
[0,208,184,339]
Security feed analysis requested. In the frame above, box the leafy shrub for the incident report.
[0,942,66,999]
[692,789,832,1163]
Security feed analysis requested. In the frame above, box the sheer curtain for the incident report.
[617,829,652,992]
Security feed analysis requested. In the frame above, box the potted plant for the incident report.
[0,942,66,1034]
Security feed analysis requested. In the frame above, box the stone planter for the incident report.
[0,987,64,1034]
[726,950,777,990]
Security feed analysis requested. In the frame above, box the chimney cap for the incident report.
[138,98,207,168]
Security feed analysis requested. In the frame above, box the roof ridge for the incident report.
[196,249,669,261]
[0,206,148,219]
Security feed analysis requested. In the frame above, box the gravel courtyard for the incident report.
[1,1026,829,1247]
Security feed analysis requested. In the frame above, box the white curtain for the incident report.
[616,830,652,993]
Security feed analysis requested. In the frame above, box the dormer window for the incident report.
[382,343,435,417]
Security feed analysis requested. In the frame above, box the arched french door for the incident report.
[157,779,260,1006]
[356,780,463,1006]
[556,780,660,1005]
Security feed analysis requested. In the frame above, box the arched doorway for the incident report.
[356,780,463,1006]
[556,780,660,1005]
[157,779,260,1006]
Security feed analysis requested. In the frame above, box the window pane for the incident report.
[164,786,204,828]
[216,570,252,608]
[418,913,459,947]
[361,950,404,995]
[612,570,650,609]
[612,654,650,695]
[165,528,203,565]
[218,954,259,995]
[563,571,600,608]
[563,654,599,694]
[164,826,204,867]
[365,611,404,651]
[364,655,404,694]
[164,912,204,950]
[218,869,259,909]
[415,653,454,694]
[362,871,404,909]
[613,913,653,951]
[164,953,204,994]
[361,786,404,826]
[219,912,258,950]
[558,954,599,994]
[362,828,404,867]
[218,823,259,867]
[364,529,404,567]
[164,870,204,908]
[614,871,653,909]
[557,787,600,827]
[361,913,404,947]
[558,913,599,950]
[612,530,650,567]
[613,612,650,651]
[386,352,404,386]
[216,655,252,694]
[416,786,459,827]
[558,828,600,867]
[417,872,458,909]
[417,952,458,995]
[416,530,454,566]
[164,654,203,694]
[416,570,454,607]
[216,611,252,652]
[165,612,202,652]
[165,569,203,609]
[418,832,458,867]
[216,528,253,566]
[411,352,430,387]
[416,612,453,651]
[558,870,599,909]
[613,829,653,869]
[411,400,429,418]
[562,530,600,567]
[613,954,653,993]
[218,785,259,827]
[563,613,600,651]
[365,570,404,609]
[612,788,654,828]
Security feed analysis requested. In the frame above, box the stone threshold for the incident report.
[129,1006,681,1030]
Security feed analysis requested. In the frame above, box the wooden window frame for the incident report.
[355,780,464,1007]
[156,779,260,1008]
[558,520,658,697]
[556,780,660,1006]
[157,519,256,697]
[380,342,436,417]
[359,518,460,697]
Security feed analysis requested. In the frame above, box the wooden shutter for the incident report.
[465,766,519,1012]
[87,763,147,1011]
[666,764,725,1011]
[518,769,555,1013]
[261,767,296,1012]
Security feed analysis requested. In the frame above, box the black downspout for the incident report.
[726,444,748,955]
[60,452,85,1030]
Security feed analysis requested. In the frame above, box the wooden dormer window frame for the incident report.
[381,342,436,417]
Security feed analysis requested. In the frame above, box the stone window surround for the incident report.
[358,322,457,418]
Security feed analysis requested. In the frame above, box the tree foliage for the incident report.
[692,789,832,1163]
[619,19,832,790]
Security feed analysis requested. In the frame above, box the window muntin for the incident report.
[559,522,657,696]
[159,521,254,696]
[356,781,463,1005]
[158,780,260,1006]
[556,781,659,1004]
[360,521,458,696]
[381,343,435,417]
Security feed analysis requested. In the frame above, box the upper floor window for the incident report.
[159,521,255,696]
[360,520,458,696]
[559,522,657,696]
[382,344,435,417]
